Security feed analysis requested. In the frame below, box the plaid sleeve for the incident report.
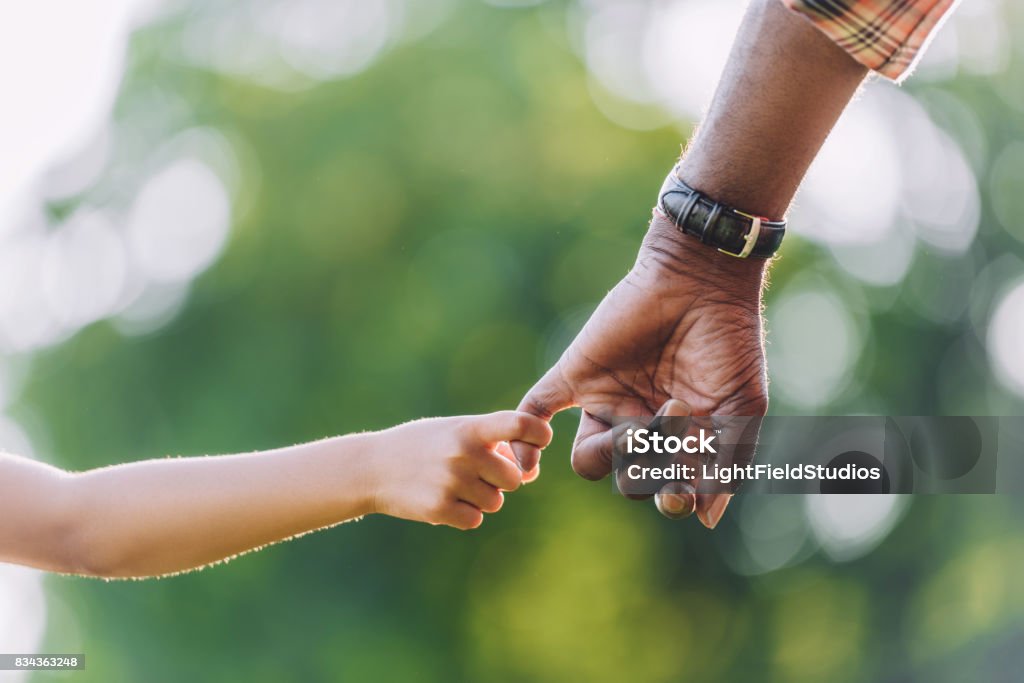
[780,0,959,81]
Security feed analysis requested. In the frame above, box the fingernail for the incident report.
[512,445,534,472]
[663,494,683,513]
[703,495,732,529]
[664,494,690,515]
[661,399,692,417]
[657,493,694,519]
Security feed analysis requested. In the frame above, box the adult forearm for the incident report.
[678,0,868,221]
[63,436,376,578]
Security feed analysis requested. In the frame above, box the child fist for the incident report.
[369,411,552,529]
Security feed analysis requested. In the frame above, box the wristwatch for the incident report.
[656,165,786,259]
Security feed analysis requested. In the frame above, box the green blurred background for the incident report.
[2,0,1024,681]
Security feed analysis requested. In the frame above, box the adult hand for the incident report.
[511,0,877,527]
[513,212,769,528]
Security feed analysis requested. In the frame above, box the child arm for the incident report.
[0,412,551,579]
[0,437,378,578]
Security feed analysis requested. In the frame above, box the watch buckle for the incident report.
[718,213,761,259]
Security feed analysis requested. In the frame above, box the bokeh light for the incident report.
[989,140,1024,245]
[41,211,127,329]
[577,0,745,121]
[127,159,231,284]
[0,565,47,683]
[791,90,903,246]
[806,494,908,562]
[987,279,1024,397]
[0,0,133,227]
[767,281,864,409]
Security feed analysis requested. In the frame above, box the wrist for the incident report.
[641,211,767,306]
[335,432,386,517]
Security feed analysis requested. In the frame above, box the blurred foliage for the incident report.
[12,1,1024,681]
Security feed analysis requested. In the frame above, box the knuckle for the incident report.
[464,510,484,530]
[450,507,479,530]
[446,445,474,471]
[442,472,466,496]
[524,395,553,420]
[539,421,554,447]
[484,491,504,513]
[571,449,607,481]
[512,412,532,435]
[502,472,523,491]
[488,451,524,489]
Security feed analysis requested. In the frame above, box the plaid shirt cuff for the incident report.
[780,0,958,81]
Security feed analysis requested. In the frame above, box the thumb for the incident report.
[511,366,574,472]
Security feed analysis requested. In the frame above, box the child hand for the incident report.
[369,411,553,530]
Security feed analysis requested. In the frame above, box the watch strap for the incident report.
[656,166,786,259]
